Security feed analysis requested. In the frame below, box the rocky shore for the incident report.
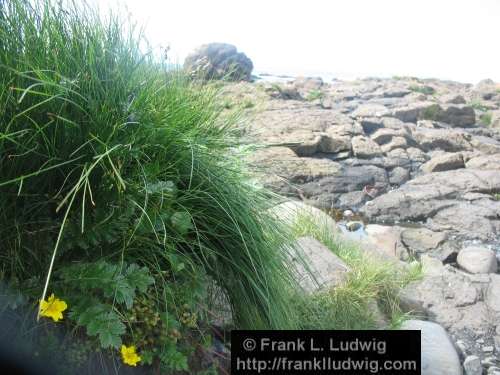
[229,75,500,375]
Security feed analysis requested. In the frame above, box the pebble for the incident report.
[464,355,482,375]
[343,209,354,218]
[483,346,494,353]
[477,339,485,344]
[483,357,499,367]
[456,340,468,357]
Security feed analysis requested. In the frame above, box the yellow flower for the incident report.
[121,345,141,367]
[39,293,68,322]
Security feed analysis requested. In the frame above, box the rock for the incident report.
[470,136,500,155]
[474,79,500,100]
[381,136,410,153]
[351,104,390,117]
[486,274,500,313]
[413,128,472,152]
[364,224,408,260]
[320,131,352,153]
[457,246,498,274]
[291,237,350,293]
[399,263,493,336]
[438,105,476,128]
[351,136,383,158]
[371,128,412,145]
[463,355,482,375]
[293,77,323,96]
[401,320,463,375]
[390,101,437,123]
[269,201,337,233]
[184,43,253,81]
[389,166,410,185]
[465,154,500,170]
[401,227,447,254]
[420,153,465,173]
[360,169,500,225]
[441,94,467,104]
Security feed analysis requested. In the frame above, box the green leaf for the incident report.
[125,264,155,293]
[171,211,193,235]
[74,304,125,349]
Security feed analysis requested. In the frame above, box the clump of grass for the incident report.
[480,112,493,126]
[0,0,303,371]
[289,212,422,329]
[493,193,500,201]
[306,89,324,101]
[420,104,443,121]
[242,98,255,109]
[469,100,489,111]
[409,84,435,95]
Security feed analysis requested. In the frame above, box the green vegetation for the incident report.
[469,100,489,111]
[493,193,500,201]
[409,84,435,95]
[420,104,443,121]
[480,112,493,126]
[0,0,299,372]
[0,0,422,373]
[306,89,324,101]
[289,213,422,330]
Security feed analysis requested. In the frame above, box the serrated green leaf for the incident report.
[171,211,193,235]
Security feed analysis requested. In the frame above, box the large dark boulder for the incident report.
[184,43,253,81]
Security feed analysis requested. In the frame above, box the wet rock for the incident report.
[292,237,350,293]
[351,136,383,158]
[401,319,463,375]
[420,152,465,173]
[457,246,498,274]
[463,355,482,375]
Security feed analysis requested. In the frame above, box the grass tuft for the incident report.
[289,212,422,329]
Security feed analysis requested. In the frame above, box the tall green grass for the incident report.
[0,0,298,330]
[290,212,422,329]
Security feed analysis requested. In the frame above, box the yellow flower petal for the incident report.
[121,345,141,366]
[39,293,68,322]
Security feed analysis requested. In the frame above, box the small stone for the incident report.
[455,340,468,358]
[482,346,494,353]
[457,246,498,274]
[477,339,485,344]
[343,209,354,218]
[464,355,482,375]
[483,357,498,367]
[401,320,463,375]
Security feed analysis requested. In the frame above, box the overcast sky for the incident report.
[92,0,500,83]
